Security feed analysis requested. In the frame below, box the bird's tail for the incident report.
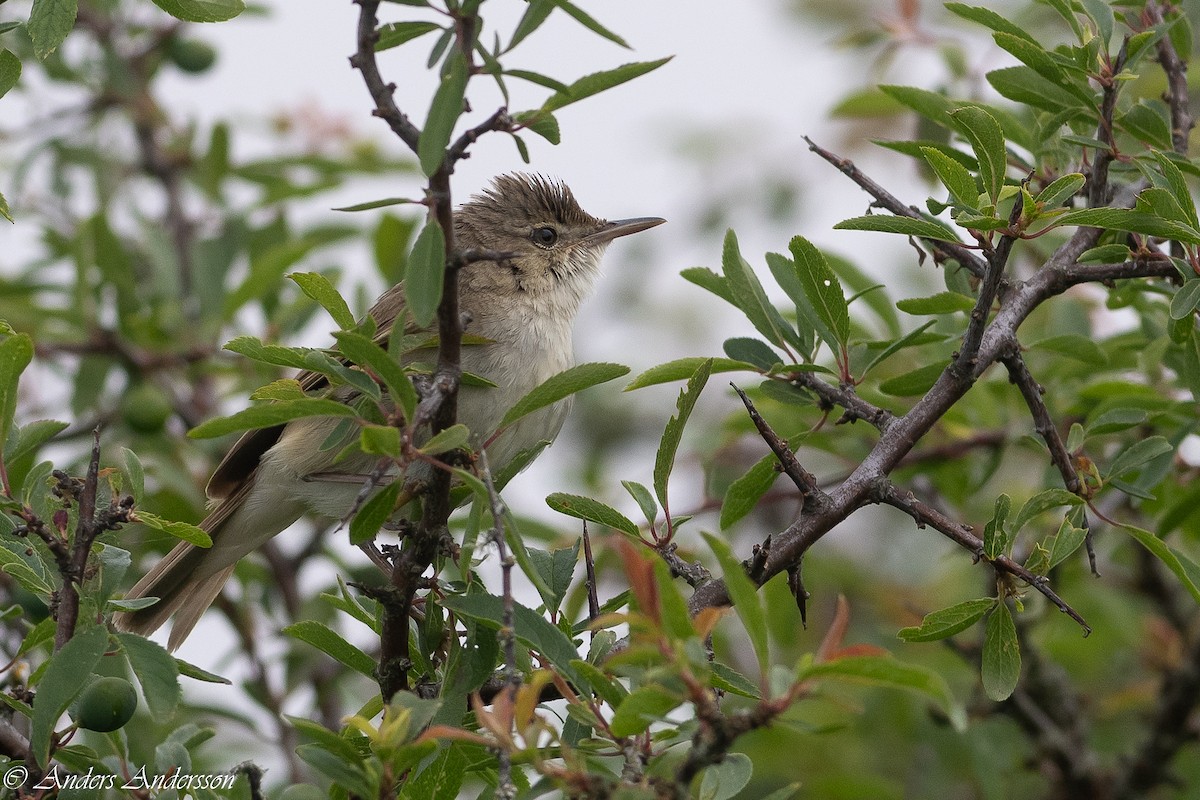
[114,475,300,650]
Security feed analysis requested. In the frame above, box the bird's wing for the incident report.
[206,285,412,499]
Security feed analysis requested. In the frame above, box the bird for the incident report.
[114,173,664,649]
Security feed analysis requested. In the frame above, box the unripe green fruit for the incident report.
[121,382,173,434]
[77,677,138,732]
[167,38,217,74]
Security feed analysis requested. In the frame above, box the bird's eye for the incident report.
[532,226,558,246]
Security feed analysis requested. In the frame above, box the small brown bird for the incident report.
[114,174,663,649]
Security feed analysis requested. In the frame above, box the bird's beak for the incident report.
[583,216,666,245]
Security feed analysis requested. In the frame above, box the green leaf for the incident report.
[148,0,243,23]
[624,357,759,390]
[134,511,212,548]
[797,654,966,732]
[680,266,735,305]
[336,196,420,213]
[513,110,561,144]
[1119,104,1173,150]
[376,21,442,51]
[879,85,957,127]
[1035,173,1086,209]
[441,593,583,686]
[621,480,658,525]
[1152,151,1199,229]
[499,362,629,428]
[982,603,1021,701]
[899,598,995,642]
[720,451,781,530]
[879,361,947,396]
[526,541,579,615]
[5,420,69,465]
[722,338,780,371]
[545,493,638,537]
[921,146,979,208]
[333,330,419,420]
[1010,488,1083,537]
[115,633,181,722]
[949,106,1007,203]
[29,0,78,58]
[0,191,10,223]
[283,621,377,677]
[296,744,375,798]
[188,398,356,439]
[1047,517,1089,570]
[608,685,680,737]
[986,65,1085,112]
[834,215,962,243]
[508,0,553,51]
[349,481,401,546]
[862,321,939,375]
[31,625,108,765]
[289,272,355,330]
[0,333,34,447]
[790,236,850,350]
[721,230,791,348]
[223,336,314,371]
[406,219,446,328]
[654,359,712,510]
[1171,281,1200,320]
[570,660,626,707]
[698,753,753,800]
[982,494,1012,560]
[945,3,1038,43]
[1055,208,1200,244]
[360,424,401,457]
[0,49,21,100]
[1077,244,1132,263]
[418,52,468,176]
[1029,334,1108,366]
[550,0,630,48]
[896,292,976,315]
[419,423,471,455]
[540,58,672,114]
[703,533,768,677]
[1107,436,1173,479]
[1118,523,1200,604]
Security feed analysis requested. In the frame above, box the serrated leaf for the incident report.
[283,621,376,677]
[1077,244,1132,263]
[188,398,356,439]
[149,0,243,23]
[545,493,638,536]
[986,65,1085,112]
[721,230,791,348]
[135,511,212,548]
[0,49,21,100]
[349,481,401,546]
[30,625,108,765]
[540,58,671,114]
[376,20,442,51]
[950,106,1007,203]
[1107,436,1172,479]
[29,0,78,58]
[0,333,33,447]
[1151,150,1199,229]
[703,532,768,677]
[624,357,759,390]
[608,685,680,737]
[419,52,468,176]
[797,654,965,731]
[406,219,447,328]
[790,236,850,350]
[442,593,583,686]
[551,0,630,48]
[720,451,781,530]
[1171,281,1200,320]
[654,360,712,510]
[499,362,628,428]
[1035,173,1085,209]
[1119,522,1200,604]
[1010,488,1082,537]
[862,320,939,375]
[419,423,470,455]
[945,3,1038,43]
[982,494,1011,560]
[115,633,181,722]
[1029,334,1108,366]
[333,330,419,420]
[622,480,658,525]
[289,272,355,330]
[896,292,976,315]
[834,215,962,242]
[879,361,947,396]
[921,146,980,209]
[898,598,996,642]
[1047,518,1089,570]
[1055,208,1200,244]
[982,603,1021,701]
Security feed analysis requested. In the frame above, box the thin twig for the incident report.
[998,346,1082,495]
